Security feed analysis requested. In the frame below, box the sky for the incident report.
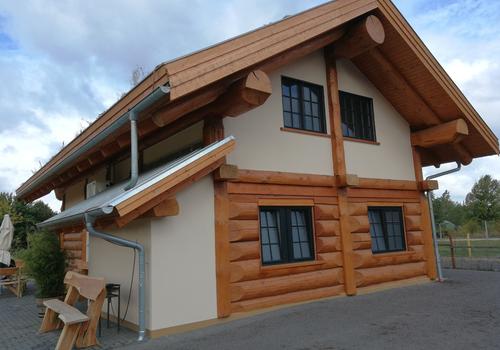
[0,0,498,211]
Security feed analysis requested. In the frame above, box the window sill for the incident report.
[344,136,380,145]
[260,260,325,271]
[372,250,416,258]
[280,127,331,139]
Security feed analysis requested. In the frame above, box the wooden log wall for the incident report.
[226,181,345,313]
[59,229,87,273]
[347,188,427,287]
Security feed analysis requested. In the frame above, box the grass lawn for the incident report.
[438,239,500,258]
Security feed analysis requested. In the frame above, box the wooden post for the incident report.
[325,48,356,296]
[412,147,438,280]
[466,233,472,257]
[447,234,456,269]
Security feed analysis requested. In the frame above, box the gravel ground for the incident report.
[124,269,500,350]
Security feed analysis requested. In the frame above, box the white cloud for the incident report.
[0,0,499,211]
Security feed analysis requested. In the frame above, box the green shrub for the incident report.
[20,230,66,298]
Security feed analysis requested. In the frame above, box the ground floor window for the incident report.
[368,206,406,253]
[259,207,314,265]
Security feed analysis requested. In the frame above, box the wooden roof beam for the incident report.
[411,119,469,148]
[218,70,272,117]
[141,198,179,218]
[334,15,385,59]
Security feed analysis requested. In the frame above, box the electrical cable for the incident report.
[121,247,136,322]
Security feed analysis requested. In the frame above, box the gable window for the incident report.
[368,207,406,254]
[281,77,326,133]
[259,207,315,265]
[339,91,376,141]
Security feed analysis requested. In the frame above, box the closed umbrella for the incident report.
[0,214,14,266]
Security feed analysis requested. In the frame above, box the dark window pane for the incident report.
[368,207,405,254]
[339,91,375,141]
[281,77,325,133]
[283,112,292,128]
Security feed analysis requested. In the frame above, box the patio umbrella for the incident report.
[0,214,14,266]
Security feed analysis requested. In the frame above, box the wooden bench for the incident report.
[0,266,24,297]
[40,271,105,350]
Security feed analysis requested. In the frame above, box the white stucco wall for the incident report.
[337,59,416,181]
[88,219,153,328]
[225,50,334,175]
[149,175,217,330]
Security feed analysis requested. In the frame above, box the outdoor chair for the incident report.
[0,266,24,297]
[40,271,106,350]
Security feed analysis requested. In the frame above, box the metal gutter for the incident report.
[425,162,462,281]
[84,212,147,342]
[17,85,170,199]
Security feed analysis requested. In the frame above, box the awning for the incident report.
[39,136,235,230]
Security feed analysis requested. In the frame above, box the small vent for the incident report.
[86,181,97,199]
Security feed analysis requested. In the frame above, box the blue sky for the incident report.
[0,0,498,210]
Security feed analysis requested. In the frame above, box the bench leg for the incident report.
[56,323,82,350]
[40,308,61,333]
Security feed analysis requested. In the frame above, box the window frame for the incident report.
[259,206,316,266]
[339,90,377,142]
[281,76,327,134]
[368,206,407,254]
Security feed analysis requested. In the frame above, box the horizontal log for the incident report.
[403,203,421,215]
[234,169,334,187]
[348,203,367,216]
[315,220,340,237]
[229,202,258,221]
[227,182,337,197]
[63,241,83,251]
[214,164,239,182]
[66,250,82,259]
[407,231,424,246]
[316,236,341,253]
[411,119,469,148]
[355,262,426,287]
[229,220,259,242]
[231,284,345,313]
[405,215,423,231]
[347,188,420,201]
[352,249,425,269]
[314,204,339,220]
[352,239,372,251]
[230,253,343,283]
[349,216,370,233]
[230,241,260,262]
[63,233,83,241]
[357,178,418,191]
[334,15,385,59]
[230,268,343,302]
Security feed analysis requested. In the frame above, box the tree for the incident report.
[465,175,500,222]
[0,192,56,251]
[432,190,467,226]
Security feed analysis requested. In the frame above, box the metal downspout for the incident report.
[84,212,147,342]
[425,162,462,281]
[124,110,139,191]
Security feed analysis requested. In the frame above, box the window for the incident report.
[368,207,406,254]
[259,207,315,265]
[339,91,376,141]
[281,77,326,133]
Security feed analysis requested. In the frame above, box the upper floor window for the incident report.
[368,206,406,254]
[281,77,326,134]
[339,91,376,141]
[259,207,315,265]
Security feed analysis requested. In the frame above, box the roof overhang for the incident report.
[18,0,498,202]
[39,136,235,230]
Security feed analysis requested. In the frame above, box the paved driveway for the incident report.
[126,269,500,350]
